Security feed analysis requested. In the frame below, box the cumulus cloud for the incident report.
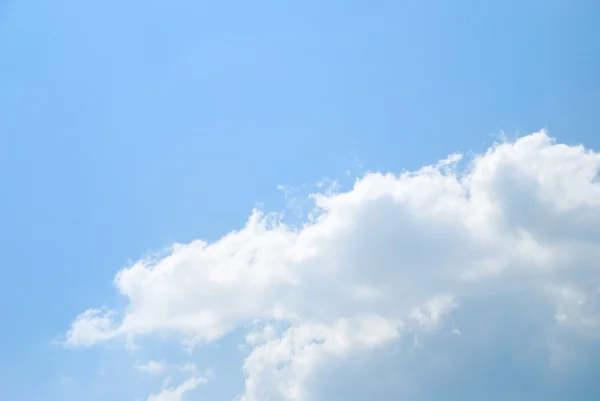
[64,131,600,400]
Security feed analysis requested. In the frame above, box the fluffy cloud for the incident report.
[65,131,600,400]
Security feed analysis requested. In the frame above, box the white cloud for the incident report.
[146,376,207,401]
[136,360,167,375]
[64,308,118,347]
[177,362,199,374]
[241,315,401,401]
[409,294,456,331]
[136,360,206,378]
[64,131,600,400]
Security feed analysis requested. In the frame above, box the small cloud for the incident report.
[62,308,117,347]
[178,362,199,374]
[246,324,277,346]
[146,375,209,401]
[136,360,167,375]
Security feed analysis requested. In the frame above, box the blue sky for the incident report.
[2,1,600,400]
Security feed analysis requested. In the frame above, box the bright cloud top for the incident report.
[65,131,600,400]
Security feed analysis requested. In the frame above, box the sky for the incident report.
[1,0,600,400]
